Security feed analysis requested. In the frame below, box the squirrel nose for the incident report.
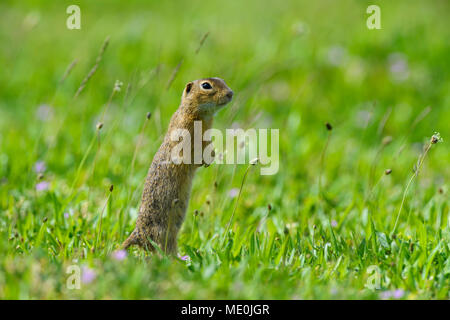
[226,90,234,99]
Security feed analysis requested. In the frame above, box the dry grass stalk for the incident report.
[195,32,210,54]
[74,36,110,99]
[166,59,184,90]
[59,59,78,84]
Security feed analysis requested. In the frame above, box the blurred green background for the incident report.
[0,0,448,299]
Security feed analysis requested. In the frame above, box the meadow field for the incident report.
[0,0,448,299]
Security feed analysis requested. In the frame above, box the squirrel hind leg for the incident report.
[121,230,140,249]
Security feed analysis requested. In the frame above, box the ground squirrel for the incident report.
[122,77,233,253]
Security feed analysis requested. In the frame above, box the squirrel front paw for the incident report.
[202,148,215,167]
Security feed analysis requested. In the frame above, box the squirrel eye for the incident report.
[201,82,212,90]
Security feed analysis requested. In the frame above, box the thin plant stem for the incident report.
[394,106,431,159]
[99,88,117,124]
[95,189,112,251]
[363,172,385,205]
[318,130,331,199]
[368,143,388,188]
[223,164,253,244]
[90,83,120,184]
[90,129,102,184]
[130,114,151,178]
[74,36,110,100]
[218,162,237,214]
[195,32,210,54]
[29,58,78,178]
[166,59,184,90]
[391,142,433,235]
[69,133,97,196]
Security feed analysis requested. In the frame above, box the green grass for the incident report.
[0,0,449,299]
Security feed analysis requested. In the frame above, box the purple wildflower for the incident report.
[36,104,54,121]
[34,161,46,173]
[35,181,49,191]
[393,289,405,299]
[380,291,392,299]
[380,289,405,300]
[179,255,190,261]
[331,220,338,228]
[112,250,127,261]
[327,45,347,67]
[388,53,409,82]
[64,212,70,219]
[228,188,239,199]
[81,266,96,284]
[355,109,373,128]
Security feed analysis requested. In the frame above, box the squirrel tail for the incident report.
[121,230,139,249]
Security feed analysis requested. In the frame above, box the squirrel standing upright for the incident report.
[122,77,233,253]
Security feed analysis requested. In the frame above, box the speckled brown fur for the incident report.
[122,78,233,254]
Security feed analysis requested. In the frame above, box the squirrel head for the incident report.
[181,77,233,118]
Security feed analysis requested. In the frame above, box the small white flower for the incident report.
[114,80,123,92]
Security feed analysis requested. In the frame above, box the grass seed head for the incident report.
[431,132,442,144]
[114,80,123,92]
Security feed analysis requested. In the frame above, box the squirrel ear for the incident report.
[185,82,193,95]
